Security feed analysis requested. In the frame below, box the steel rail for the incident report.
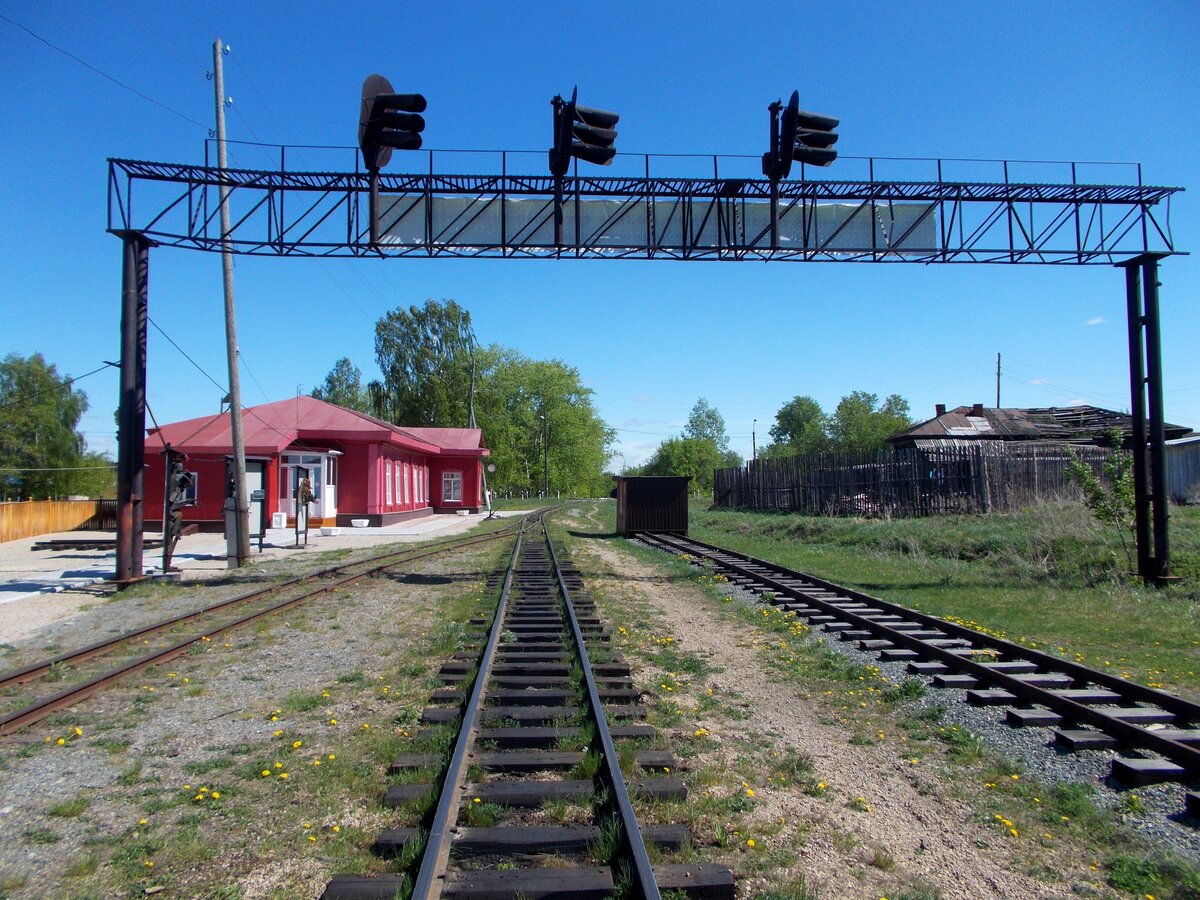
[0,523,523,692]
[410,516,530,899]
[645,533,1200,777]
[546,525,661,900]
[0,523,527,737]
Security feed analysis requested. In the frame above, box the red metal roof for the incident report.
[147,396,486,457]
[403,427,488,455]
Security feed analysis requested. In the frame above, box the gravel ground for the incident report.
[0,538,503,898]
[716,580,1200,865]
[647,541,1200,862]
[577,529,1200,898]
[1,507,1195,899]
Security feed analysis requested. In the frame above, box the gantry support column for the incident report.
[1120,253,1171,583]
[115,231,151,586]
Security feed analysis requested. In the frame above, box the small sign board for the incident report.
[249,489,265,501]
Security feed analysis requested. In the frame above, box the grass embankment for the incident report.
[689,501,1200,700]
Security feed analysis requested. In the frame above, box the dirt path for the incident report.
[580,536,1076,899]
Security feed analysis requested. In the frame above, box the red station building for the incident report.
[143,396,488,531]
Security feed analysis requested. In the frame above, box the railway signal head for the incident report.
[762,90,839,180]
[549,86,620,177]
[359,73,427,172]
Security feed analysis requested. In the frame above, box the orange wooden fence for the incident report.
[0,500,119,543]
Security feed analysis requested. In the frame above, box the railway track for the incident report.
[0,517,535,737]
[637,532,1200,820]
[323,517,735,900]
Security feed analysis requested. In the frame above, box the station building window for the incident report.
[443,471,462,503]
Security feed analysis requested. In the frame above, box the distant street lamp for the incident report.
[539,413,549,498]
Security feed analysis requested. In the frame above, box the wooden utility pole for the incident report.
[213,39,250,567]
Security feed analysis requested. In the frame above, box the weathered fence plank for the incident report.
[714,444,1111,517]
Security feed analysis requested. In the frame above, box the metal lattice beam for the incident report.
[107,158,1181,263]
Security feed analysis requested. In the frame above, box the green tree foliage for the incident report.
[684,397,730,453]
[311,357,370,412]
[330,300,613,497]
[1065,429,1136,571]
[828,391,912,453]
[372,299,476,426]
[0,353,114,499]
[641,398,742,494]
[768,395,830,455]
[474,345,614,498]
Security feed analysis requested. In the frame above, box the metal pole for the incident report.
[369,168,380,246]
[543,415,550,498]
[213,38,250,567]
[1141,255,1170,578]
[115,232,149,585]
[1122,259,1152,579]
[996,352,1001,407]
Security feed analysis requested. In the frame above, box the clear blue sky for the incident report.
[2,1,1197,467]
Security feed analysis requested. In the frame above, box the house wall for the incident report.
[428,458,482,512]
[144,454,280,532]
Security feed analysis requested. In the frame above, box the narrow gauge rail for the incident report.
[637,533,1200,820]
[0,518,534,737]
[323,517,735,900]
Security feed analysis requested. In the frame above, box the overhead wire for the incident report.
[0,12,207,131]
[148,316,228,396]
[0,362,119,411]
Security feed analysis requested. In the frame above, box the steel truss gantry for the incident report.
[106,154,1185,584]
[107,158,1180,263]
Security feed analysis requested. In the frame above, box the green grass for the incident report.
[688,502,1200,698]
[47,795,90,817]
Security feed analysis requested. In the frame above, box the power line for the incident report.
[0,362,119,411]
[0,12,207,130]
[148,316,227,395]
[0,464,117,472]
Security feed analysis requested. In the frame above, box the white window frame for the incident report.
[181,471,199,503]
[442,470,463,503]
[385,460,393,505]
[403,462,410,505]
[394,462,402,508]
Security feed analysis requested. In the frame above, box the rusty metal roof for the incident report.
[889,404,1192,446]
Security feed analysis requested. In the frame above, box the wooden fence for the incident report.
[713,444,1113,516]
[0,499,119,543]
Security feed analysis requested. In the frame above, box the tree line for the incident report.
[312,299,615,498]
[628,391,914,492]
[0,353,115,500]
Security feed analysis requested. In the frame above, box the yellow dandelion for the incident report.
[328,754,336,761]
[139,818,148,825]
[746,838,755,847]
[56,738,65,746]
[332,825,340,832]
[292,740,302,749]
[211,791,220,799]
[261,770,270,777]
[308,835,316,842]
[279,772,288,779]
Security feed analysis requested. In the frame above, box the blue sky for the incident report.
[2,1,1197,467]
